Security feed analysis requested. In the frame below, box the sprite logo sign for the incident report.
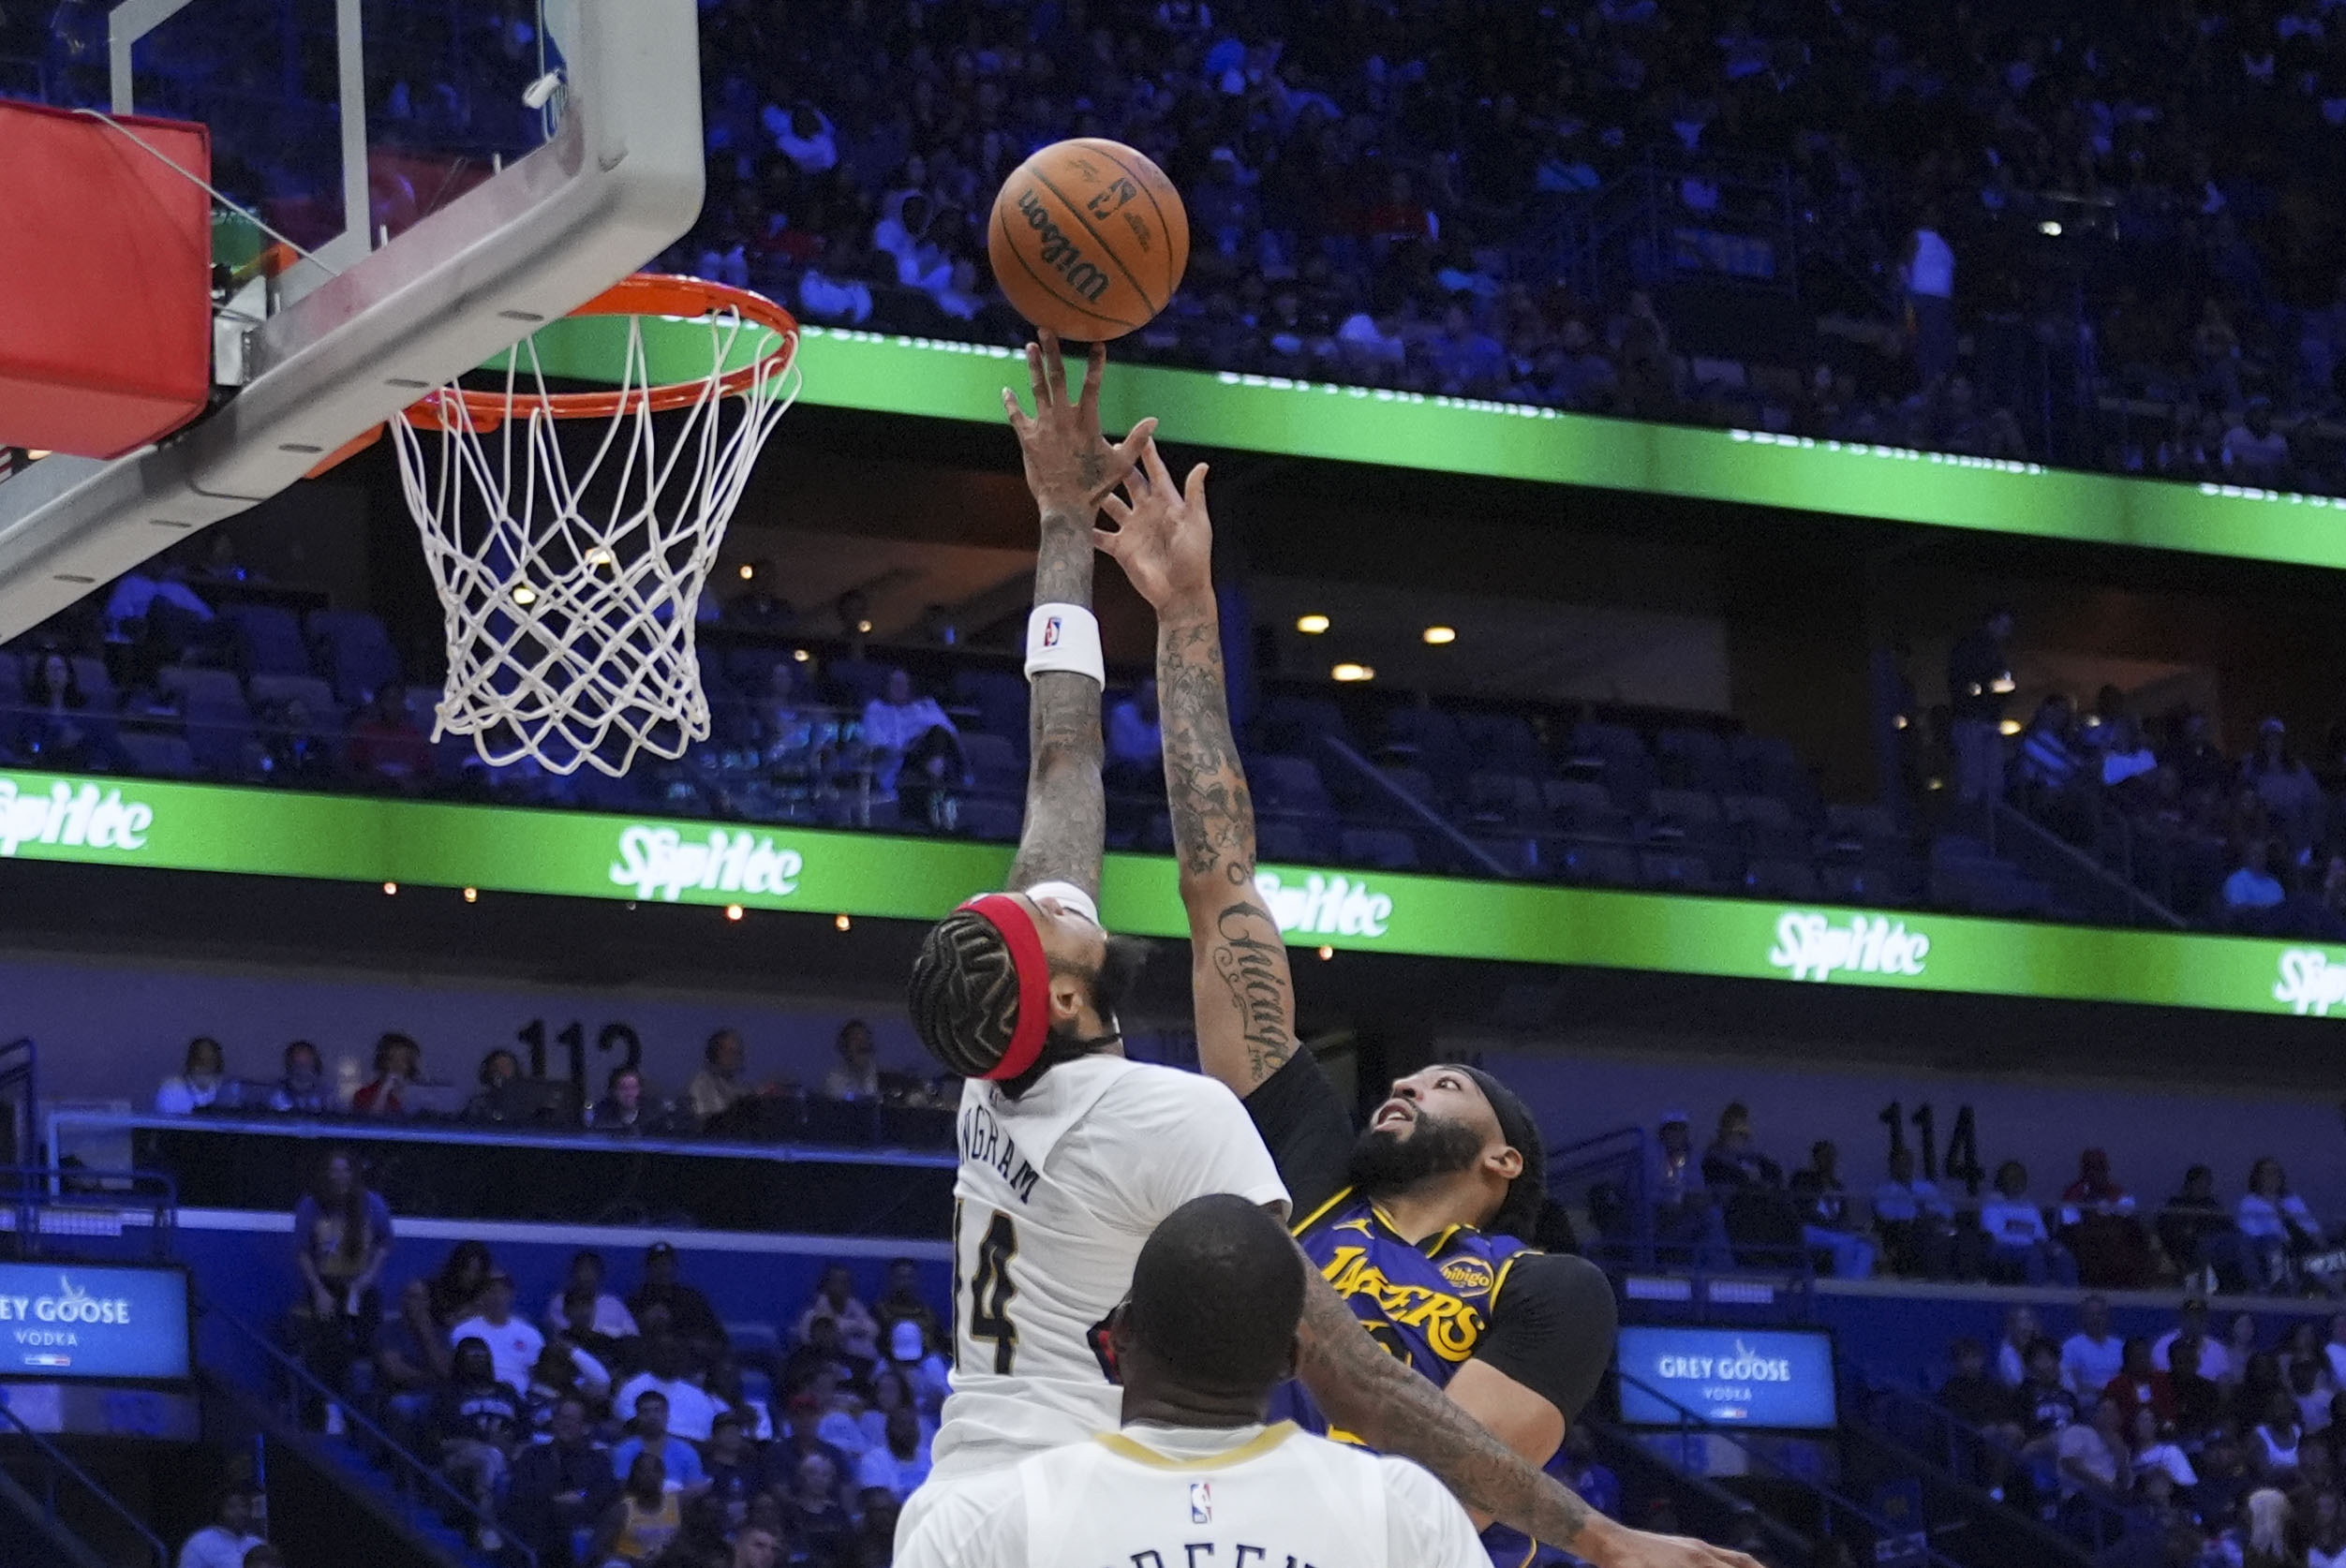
[1254,869,1394,938]
[609,824,805,903]
[1767,910,1931,982]
[0,778,156,857]
[2274,949,2346,1016]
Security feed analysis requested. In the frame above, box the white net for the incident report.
[390,295,799,777]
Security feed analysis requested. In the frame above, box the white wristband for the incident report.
[1024,603,1105,686]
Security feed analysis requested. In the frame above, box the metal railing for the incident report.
[0,1397,170,1568]
[0,1037,34,1167]
[0,1165,176,1260]
[1615,1368,1973,1568]
[200,1297,540,1568]
[1837,1363,2146,1566]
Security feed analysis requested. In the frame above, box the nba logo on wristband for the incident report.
[1043,615,1062,647]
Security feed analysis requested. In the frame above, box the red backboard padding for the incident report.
[0,99,214,460]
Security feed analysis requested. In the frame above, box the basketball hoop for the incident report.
[389,274,800,777]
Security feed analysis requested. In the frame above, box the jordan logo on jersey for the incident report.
[1189,1483,1211,1523]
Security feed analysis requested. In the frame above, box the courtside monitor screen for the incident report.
[1616,1325,1838,1431]
[0,1261,193,1383]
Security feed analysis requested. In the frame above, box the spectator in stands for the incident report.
[1940,1338,2024,1458]
[436,1335,527,1552]
[2061,1297,2127,1406]
[2292,1356,2334,1437]
[795,1265,880,1361]
[2163,1339,2220,1440]
[1106,679,1162,790]
[779,1450,852,1567]
[156,1035,230,1115]
[2158,1299,2231,1383]
[687,1029,751,1124]
[821,1020,881,1102]
[558,1286,637,1382]
[705,1360,772,1442]
[527,1330,614,1423]
[630,1242,727,1370]
[350,1032,424,1117]
[175,1487,263,1568]
[2247,719,2327,857]
[1873,1145,1962,1279]
[616,1338,720,1445]
[1700,1102,1784,1189]
[1979,1161,2080,1286]
[1948,606,2017,809]
[2254,1390,2307,1479]
[2015,694,2083,797]
[879,1318,947,1416]
[1648,1110,1730,1267]
[2223,399,2293,482]
[2099,714,2160,800]
[873,1259,940,1351]
[1552,1425,1621,1519]
[349,686,433,784]
[858,668,965,815]
[2160,1165,2244,1292]
[587,1065,651,1132]
[854,1403,932,1502]
[2017,1339,2083,1457]
[2242,1157,2327,1294]
[2057,1396,2132,1498]
[291,1147,392,1435]
[2224,836,2290,918]
[542,1251,639,1343]
[462,1049,521,1120]
[15,650,116,771]
[268,1040,331,1115]
[1996,1306,2042,1389]
[509,1394,616,1568]
[784,1315,874,1399]
[2101,1337,2175,1428]
[590,1451,681,1566]
[1789,1140,1875,1279]
[2060,1151,2155,1288]
[242,1547,282,1568]
[2131,1410,2197,1490]
[604,1389,700,1505]
[1903,206,1958,388]
[449,1270,545,1395]
[394,1239,493,1386]
[2196,1434,2254,1531]
[729,1525,780,1568]
[2324,1316,2346,1393]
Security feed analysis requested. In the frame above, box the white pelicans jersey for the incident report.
[935,1055,1288,1473]
[896,1421,1491,1568]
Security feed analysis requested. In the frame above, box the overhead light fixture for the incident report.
[1296,614,1330,635]
[2038,219,2062,237]
[512,584,539,607]
[1331,662,1373,683]
[738,564,754,580]
[835,913,853,932]
[462,886,478,903]
[585,547,615,568]
[792,648,810,662]
[856,619,873,634]
[725,904,745,922]
[381,881,398,895]
[1317,945,1334,960]
[1422,626,1456,645]
[1998,718,2023,736]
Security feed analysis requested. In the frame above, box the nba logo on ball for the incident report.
[1189,1482,1211,1524]
[1042,615,1063,648]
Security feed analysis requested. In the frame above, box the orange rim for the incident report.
[402,274,799,433]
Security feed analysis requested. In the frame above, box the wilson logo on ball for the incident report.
[1013,187,1113,304]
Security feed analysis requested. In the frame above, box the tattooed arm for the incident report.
[999,333,1155,900]
[1095,443,1299,1094]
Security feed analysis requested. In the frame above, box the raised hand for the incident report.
[1093,438,1212,615]
[1002,330,1157,522]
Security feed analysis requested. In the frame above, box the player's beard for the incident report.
[1346,1109,1488,1197]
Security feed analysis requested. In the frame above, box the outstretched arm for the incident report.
[1096,445,1299,1093]
[1000,333,1155,900]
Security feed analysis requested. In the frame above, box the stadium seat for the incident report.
[1454,712,1544,774]
[1640,848,1720,891]
[1463,772,1546,833]
[1656,727,1736,793]
[1340,827,1419,870]
[118,731,196,777]
[182,697,255,777]
[958,796,1023,841]
[824,658,893,710]
[958,732,1023,797]
[951,669,1030,747]
[1543,778,1631,838]
[1721,792,1811,856]
[70,656,114,708]
[1564,720,1656,806]
[1745,856,1821,899]
[306,611,403,706]
[224,603,313,677]
[158,666,246,708]
[1642,788,1727,846]
[0,650,18,697]
[1552,838,1641,886]
[1255,817,1324,863]
[1252,694,1354,756]
[1252,754,1335,816]
[248,673,341,720]
[1381,704,1466,783]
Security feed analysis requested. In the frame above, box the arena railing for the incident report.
[1612,1368,1973,1568]
[0,1396,170,1568]
[1,1164,177,1261]
[199,1295,540,1568]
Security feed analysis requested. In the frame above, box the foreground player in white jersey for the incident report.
[902,334,1758,1568]
[897,1193,1489,1568]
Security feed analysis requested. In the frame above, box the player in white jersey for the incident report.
[901,334,1760,1568]
[897,1195,1487,1568]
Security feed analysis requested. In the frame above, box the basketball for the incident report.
[988,139,1188,341]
